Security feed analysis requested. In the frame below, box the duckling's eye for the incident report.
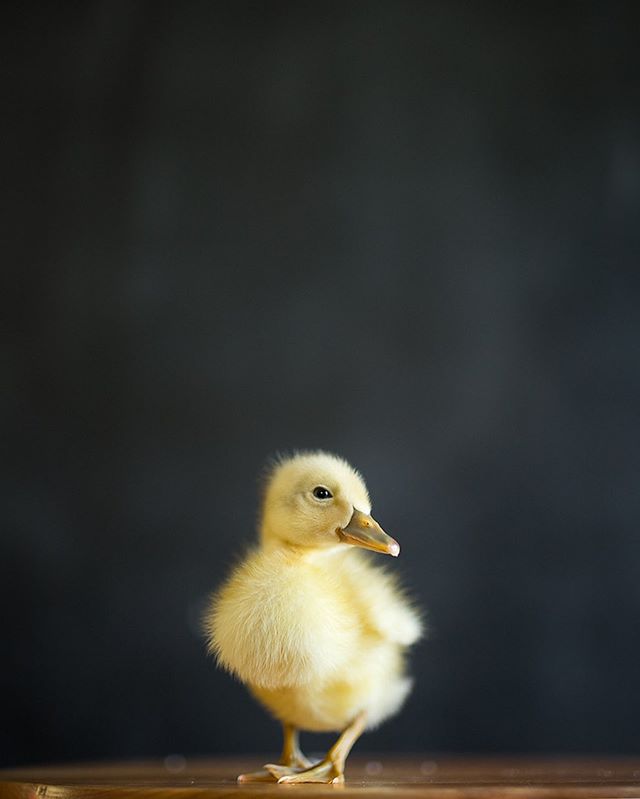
[312,486,333,500]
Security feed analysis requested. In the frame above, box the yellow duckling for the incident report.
[205,451,422,783]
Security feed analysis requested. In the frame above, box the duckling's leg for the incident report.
[276,711,367,784]
[237,724,312,782]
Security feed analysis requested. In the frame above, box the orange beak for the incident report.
[337,508,400,557]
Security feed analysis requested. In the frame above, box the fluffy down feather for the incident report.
[207,548,359,689]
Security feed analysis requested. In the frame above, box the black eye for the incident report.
[312,486,333,500]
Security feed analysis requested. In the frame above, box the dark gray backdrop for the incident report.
[3,1,640,768]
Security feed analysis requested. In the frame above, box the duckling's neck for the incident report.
[261,539,345,564]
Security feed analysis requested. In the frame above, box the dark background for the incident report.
[3,1,640,769]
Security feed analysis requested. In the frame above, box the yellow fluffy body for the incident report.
[205,451,422,734]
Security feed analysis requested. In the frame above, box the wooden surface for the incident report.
[2,756,640,798]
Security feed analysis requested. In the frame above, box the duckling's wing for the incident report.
[339,551,423,646]
[205,549,356,689]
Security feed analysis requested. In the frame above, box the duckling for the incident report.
[205,451,422,784]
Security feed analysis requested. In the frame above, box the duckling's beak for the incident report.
[337,508,400,557]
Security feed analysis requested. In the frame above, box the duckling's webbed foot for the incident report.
[236,724,312,783]
[262,762,305,779]
[237,768,280,783]
[238,762,307,783]
[276,710,367,785]
[239,764,310,782]
[276,759,344,784]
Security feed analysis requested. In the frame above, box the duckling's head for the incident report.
[260,451,399,557]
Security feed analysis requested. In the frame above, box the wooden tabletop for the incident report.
[2,756,640,798]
